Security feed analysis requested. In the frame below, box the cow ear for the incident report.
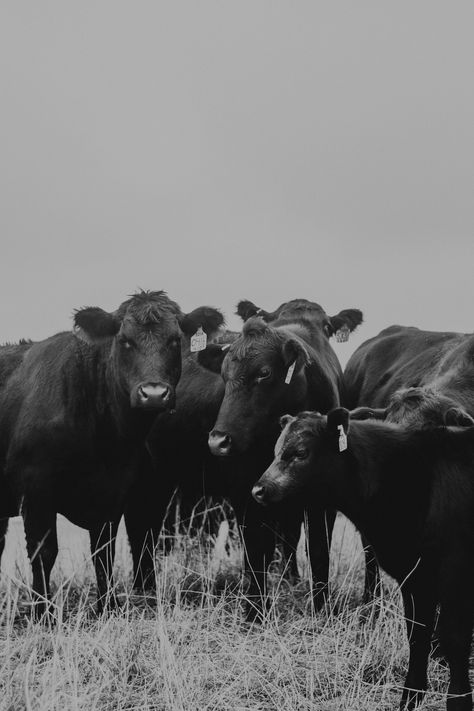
[350,406,387,421]
[236,299,276,322]
[236,300,261,322]
[329,309,363,341]
[444,407,474,428]
[326,407,350,439]
[180,307,225,340]
[279,414,295,430]
[197,343,228,374]
[73,307,120,343]
[282,338,310,372]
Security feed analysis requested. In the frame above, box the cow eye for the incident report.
[256,367,272,382]
[323,323,333,337]
[168,337,181,349]
[119,337,134,350]
[295,447,309,460]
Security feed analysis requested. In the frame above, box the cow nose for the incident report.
[252,485,266,504]
[208,430,232,456]
[137,383,172,409]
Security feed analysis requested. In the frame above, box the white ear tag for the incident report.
[285,361,296,384]
[335,325,350,343]
[190,326,207,352]
[338,424,348,452]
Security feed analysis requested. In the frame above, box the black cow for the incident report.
[198,298,364,617]
[253,409,474,711]
[124,316,240,592]
[0,291,223,616]
[344,326,474,594]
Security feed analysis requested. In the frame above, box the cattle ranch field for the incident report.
[0,512,457,710]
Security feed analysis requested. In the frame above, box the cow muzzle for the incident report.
[208,430,233,456]
[134,382,174,410]
[252,480,281,505]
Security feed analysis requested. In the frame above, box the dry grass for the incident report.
[0,512,453,710]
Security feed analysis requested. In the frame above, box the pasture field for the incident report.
[0,511,455,710]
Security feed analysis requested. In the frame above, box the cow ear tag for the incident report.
[337,424,348,452]
[285,361,296,384]
[190,326,207,352]
[335,325,350,343]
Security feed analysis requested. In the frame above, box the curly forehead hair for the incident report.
[285,411,324,439]
[117,290,183,324]
[230,317,285,361]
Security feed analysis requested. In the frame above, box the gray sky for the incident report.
[1,1,473,365]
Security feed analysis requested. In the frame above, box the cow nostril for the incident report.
[139,385,148,400]
[208,430,233,455]
[252,485,265,503]
[220,434,231,448]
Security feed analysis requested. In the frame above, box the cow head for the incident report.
[252,409,341,505]
[199,299,362,456]
[74,291,224,412]
[385,387,474,428]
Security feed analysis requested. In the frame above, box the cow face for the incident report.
[74,291,224,411]
[203,319,311,455]
[252,408,349,506]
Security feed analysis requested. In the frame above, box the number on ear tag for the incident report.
[190,326,207,352]
[285,361,296,384]
[338,424,347,452]
[335,325,350,343]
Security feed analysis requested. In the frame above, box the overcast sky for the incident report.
[1,1,473,365]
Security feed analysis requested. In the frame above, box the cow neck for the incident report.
[326,422,426,526]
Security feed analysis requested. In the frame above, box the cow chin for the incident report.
[130,382,175,411]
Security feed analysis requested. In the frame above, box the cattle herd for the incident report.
[0,290,473,710]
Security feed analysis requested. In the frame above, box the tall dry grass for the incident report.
[0,511,452,710]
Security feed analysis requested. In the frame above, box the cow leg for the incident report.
[125,507,161,593]
[234,499,276,622]
[362,536,380,602]
[399,579,437,710]
[438,567,474,710]
[280,522,301,582]
[23,505,58,620]
[306,505,336,611]
[89,520,120,614]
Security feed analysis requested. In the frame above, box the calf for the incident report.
[0,291,223,616]
[253,408,474,711]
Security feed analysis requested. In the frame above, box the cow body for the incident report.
[344,325,474,412]
[0,339,34,559]
[0,291,223,615]
[198,298,364,617]
[344,326,474,594]
[253,409,474,711]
